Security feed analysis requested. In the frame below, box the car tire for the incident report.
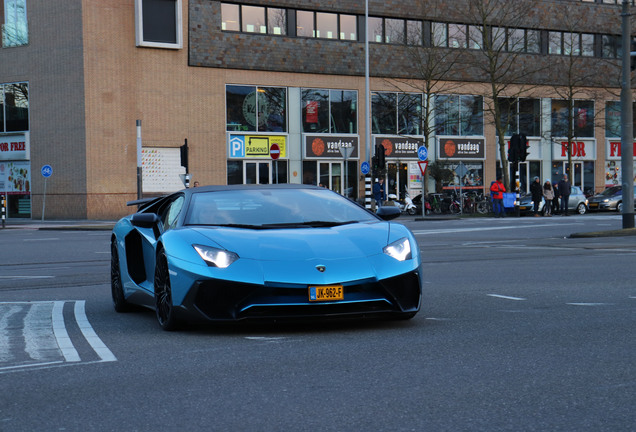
[577,203,586,215]
[617,202,623,213]
[154,249,180,331]
[111,238,132,313]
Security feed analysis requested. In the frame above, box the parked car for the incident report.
[111,184,423,330]
[587,186,636,212]
[518,185,588,215]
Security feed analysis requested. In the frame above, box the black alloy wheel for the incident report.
[154,249,179,331]
[111,238,131,312]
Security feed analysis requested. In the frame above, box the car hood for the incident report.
[190,222,391,261]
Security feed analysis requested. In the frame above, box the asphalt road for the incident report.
[0,214,634,432]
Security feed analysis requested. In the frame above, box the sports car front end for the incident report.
[162,222,422,322]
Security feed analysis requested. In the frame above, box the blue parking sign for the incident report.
[417,146,428,161]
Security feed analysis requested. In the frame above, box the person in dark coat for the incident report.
[530,176,543,216]
[557,174,571,216]
[373,178,386,209]
[552,181,560,214]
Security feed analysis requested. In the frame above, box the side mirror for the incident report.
[131,213,160,228]
[376,206,401,221]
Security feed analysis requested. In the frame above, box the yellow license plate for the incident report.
[590,203,598,208]
[520,206,529,210]
[309,285,343,302]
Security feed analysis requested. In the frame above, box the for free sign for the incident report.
[0,134,30,161]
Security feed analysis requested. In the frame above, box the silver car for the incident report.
[587,186,636,212]
[518,185,588,215]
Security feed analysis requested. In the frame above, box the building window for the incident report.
[316,12,337,39]
[498,98,541,137]
[385,18,404,44]
[2,82,28,132]
[221,3,239,31]
[267,8,286,36]
[448,24,466,48]
[551,99,595,138]
[368,17,383,43]
[242,5,266,34]
[226,85,287,133]
[302,89,357,134]
[435,95,483,136]
[296,10,314,37]
[601,34,621,58]
[2,0,28,47]
[406,20,422,45]
[372,92,422,135]
[340,14,357,41]
[432,22,448,47]
[135,0,182,49]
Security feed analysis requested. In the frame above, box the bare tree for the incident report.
[382,20,465,195]
[545,17,621,188]
[464,0,549,191]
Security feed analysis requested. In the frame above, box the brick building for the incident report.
[0,0,634,219]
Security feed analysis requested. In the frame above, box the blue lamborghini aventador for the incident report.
[110,184,423,330]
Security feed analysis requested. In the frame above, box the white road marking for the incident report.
[0,276,54,279]
[487,294,526,301]
[23,238,59,241]
[74,301,116,362]
[52,301,80,362]
[24,302,59,361]
[566,303,611,306]
[0,305,21,362]
[0,301,117,373]
[412,223,569,235]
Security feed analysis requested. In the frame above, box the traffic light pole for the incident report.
[621,0,635,228]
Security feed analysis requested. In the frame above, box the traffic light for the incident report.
[376,144,386,169]
[180,140,189,173]
[507,139,518,162]
[519,135,529,162]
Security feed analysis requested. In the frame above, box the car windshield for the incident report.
[185,188,378,228]
[600,186,621,196]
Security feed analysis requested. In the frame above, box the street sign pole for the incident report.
[136,120,143,200]
[40,164,52,221]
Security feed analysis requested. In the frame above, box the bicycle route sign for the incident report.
[41,164,53,178]
[417,146,428,161]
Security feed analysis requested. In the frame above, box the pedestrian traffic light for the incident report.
[376,144,386,169]
[180,140,189,173]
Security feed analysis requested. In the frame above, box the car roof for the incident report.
[189,184,322,194]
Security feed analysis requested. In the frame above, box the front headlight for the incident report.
[383,237,412,261]
[193,244,239,268]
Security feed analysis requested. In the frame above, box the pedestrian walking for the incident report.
[530,176,543,217]
[490,176,506,218]
[557,175,571,216]
[543,179,554,216]
[373,177,386,210]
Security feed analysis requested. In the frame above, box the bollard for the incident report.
[1,194,5,228]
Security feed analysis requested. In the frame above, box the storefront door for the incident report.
[387,163,408,198]
[244,161,271,184]
[318,161,342,194]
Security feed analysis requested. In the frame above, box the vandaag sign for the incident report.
[438,137,485,159]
